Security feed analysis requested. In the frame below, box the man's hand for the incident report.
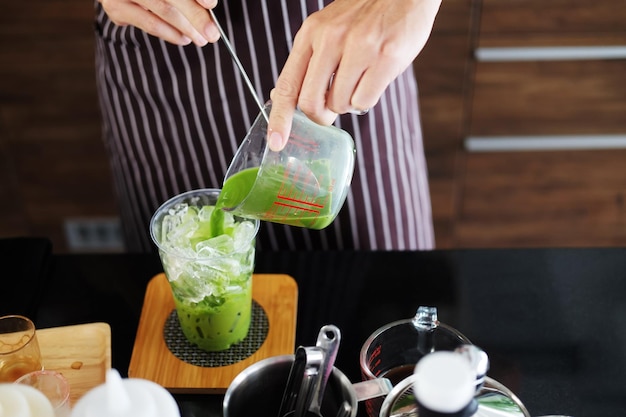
[99,0,221,46]
[267,0,441,152]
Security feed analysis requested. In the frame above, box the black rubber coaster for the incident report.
[163,300,269,367]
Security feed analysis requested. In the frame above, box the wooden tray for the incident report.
[37,322,111,406]
[129,273,298,393]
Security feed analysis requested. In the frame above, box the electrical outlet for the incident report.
[64,218,125,252]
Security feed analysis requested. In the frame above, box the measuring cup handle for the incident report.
[351,378,392,402]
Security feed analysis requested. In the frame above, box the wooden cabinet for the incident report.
[470,58,626,137]
[457,149,626,247]
[0,0,117,251]
[469,0,626,138]
[414,0,626,248]
[477,0,624,38]
[455,0,626,248]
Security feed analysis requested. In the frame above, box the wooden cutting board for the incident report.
[128,273,298,393]
[37,322,111,406]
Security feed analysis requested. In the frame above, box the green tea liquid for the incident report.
[216,165,335,229]
[173,279,252,352]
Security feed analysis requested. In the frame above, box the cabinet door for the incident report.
[469,59,626,137]
[479,0,625,41]
[458,0,626,248]
[457,149,626,248]
[469,0,626,140]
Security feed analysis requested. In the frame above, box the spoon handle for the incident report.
[208,8,269,122]
[309,325,341,414]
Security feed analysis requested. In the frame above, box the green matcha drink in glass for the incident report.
[150,188,259,352]
[219,102,355,229]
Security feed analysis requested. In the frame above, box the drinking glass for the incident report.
[16,370,71,417]
[150,188,260,352]
[0,315,43,382]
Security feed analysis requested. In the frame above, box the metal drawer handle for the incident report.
[475,46,626,62]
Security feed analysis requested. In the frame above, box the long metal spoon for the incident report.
[278,347,309,417]
[279,346,324,417]
[280,326,341,417]
[208,8,269,122]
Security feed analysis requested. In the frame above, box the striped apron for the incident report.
[94,0,434,251]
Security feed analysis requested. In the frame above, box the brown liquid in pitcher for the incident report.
[379,364,416,385]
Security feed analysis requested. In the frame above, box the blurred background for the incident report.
[1,0,625,253]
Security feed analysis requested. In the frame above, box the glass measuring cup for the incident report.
[220,102,356,229]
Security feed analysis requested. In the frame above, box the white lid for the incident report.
[0,383,55,417]
[70,369,180,417]
[412,351,476,413]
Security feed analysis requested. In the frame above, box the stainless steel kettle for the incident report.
[378,345,531,417]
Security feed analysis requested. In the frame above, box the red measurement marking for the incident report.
[287,132,319,153]
[273,201,321,214]
[277,194,324,209]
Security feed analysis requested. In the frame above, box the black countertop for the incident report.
[3,238,626,417]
